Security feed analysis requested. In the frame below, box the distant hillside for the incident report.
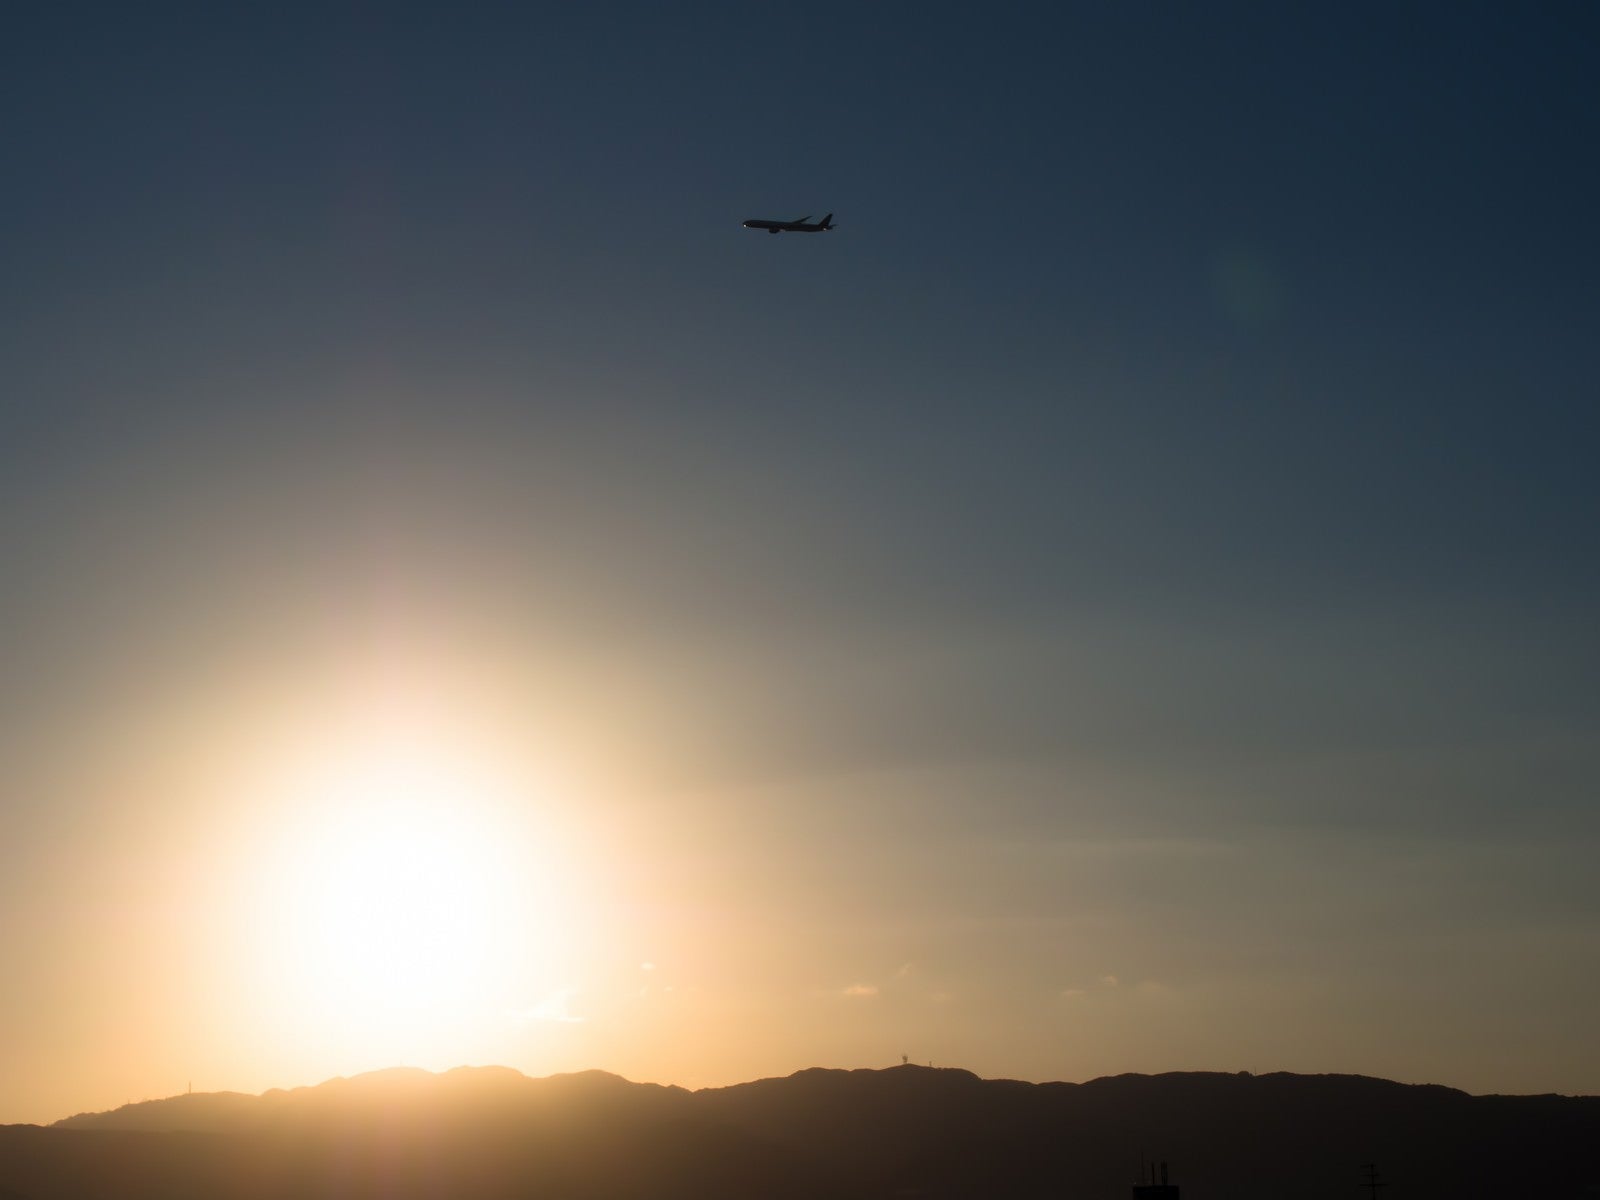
[5,1065,1597,1199]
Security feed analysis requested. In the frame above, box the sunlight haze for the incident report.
[2,3,1597,1126]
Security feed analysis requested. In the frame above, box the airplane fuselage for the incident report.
[742,213,834,234]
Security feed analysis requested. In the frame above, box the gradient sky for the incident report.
[3,3,1598,1124]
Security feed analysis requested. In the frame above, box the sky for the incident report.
[2,2,1598,1124]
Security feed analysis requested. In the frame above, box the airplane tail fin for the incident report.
[820,213,834,229]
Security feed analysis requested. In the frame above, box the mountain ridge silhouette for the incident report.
[7,1064,1598,1199]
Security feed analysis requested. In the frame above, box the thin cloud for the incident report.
[841,984,879,998]
[510,988,586,1024]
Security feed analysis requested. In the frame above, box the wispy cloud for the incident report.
[841,984,879,998]
[509,988,585,1024]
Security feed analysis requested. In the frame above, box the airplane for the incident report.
[742,212,835,234]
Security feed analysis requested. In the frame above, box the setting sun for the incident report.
[238,729,582,1065]
[287,755,504,1006]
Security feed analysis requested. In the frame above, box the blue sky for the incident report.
[2,3,1597,1121]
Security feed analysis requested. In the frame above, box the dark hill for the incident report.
[5,1065,1597,1199]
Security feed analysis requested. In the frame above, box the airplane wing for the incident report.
[792,215,811,224]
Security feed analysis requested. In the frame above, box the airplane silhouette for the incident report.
[742,213,835,234]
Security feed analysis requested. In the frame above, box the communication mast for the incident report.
[1131,1160,1178,1198]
